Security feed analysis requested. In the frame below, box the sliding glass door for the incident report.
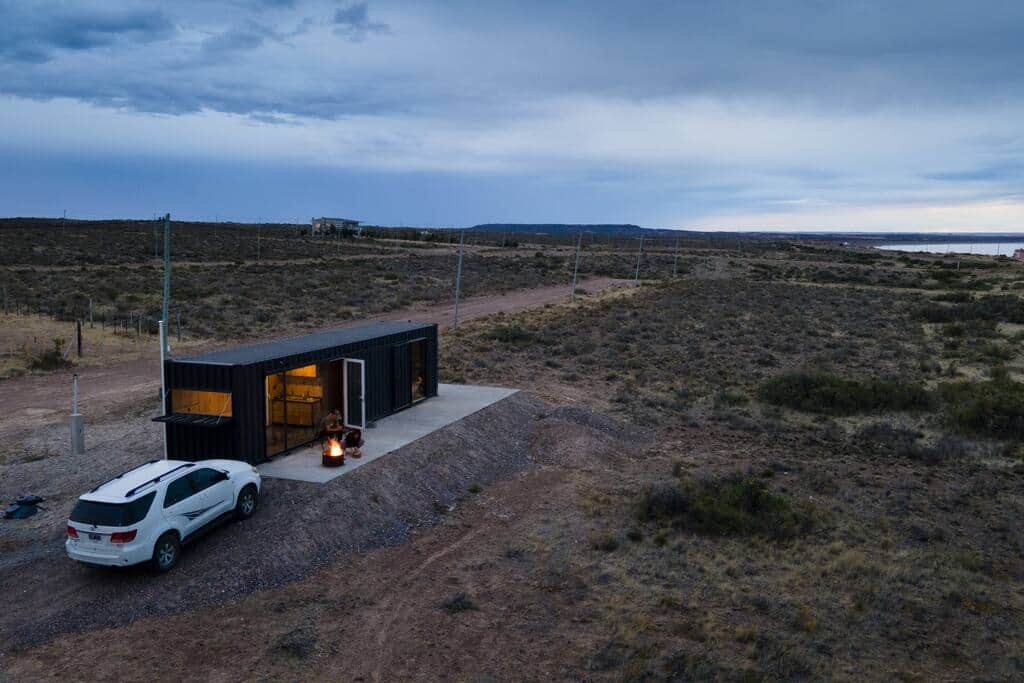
[265,372,287,457]
[410,339,427,403]
[265,364,326,458]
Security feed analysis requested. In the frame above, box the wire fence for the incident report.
[0,214,852,342]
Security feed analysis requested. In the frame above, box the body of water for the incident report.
[877,242,1024,256]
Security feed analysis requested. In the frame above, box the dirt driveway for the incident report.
[0,277,627,454]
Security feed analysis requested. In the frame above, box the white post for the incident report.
[633,234,644,284]
[453,230,465,328]
[159,320,168,460]
[571,231,582,302]
[672,235,680,277]
[70,374,85,455]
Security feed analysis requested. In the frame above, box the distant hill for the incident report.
[471,223,651,236]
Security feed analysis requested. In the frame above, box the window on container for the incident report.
[171,389,233,417]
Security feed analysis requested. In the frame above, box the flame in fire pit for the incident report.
[325,437,343,458]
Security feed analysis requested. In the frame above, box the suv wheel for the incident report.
[235,485,258,520]
[151,533,180,573]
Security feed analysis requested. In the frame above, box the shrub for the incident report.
[855,423,969,464]
[855,422,922,458]
[920,295,1024,324]
[931,291,972,303]
[938,378,1024,439]
[917,304,956,323]
[28,338,73,371]
[758,370,933,415]
[484,323,534,345]
[635,473,813,539]
[588,532,620,552]
[440,592,479,613]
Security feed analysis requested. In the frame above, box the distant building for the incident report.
[1013,248,1024,261]
[311,217,360,234]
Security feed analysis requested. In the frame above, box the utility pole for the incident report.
[159,320,168,459]
[61,209,66,236]
[633,234,644,284]
[257,217,261,262]
[161,213,171,354]
[453,230,465,328]
[672,235,680,277]
[570,231,583,302]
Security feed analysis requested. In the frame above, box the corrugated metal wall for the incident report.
[165,323,439,464]
[166,422,235,460]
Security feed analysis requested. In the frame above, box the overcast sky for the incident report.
[2,1,1023,231]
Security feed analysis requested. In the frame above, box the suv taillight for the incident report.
[67,525,78,538]
[110,530,137,543]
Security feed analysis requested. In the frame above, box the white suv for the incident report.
[66,459,261,573]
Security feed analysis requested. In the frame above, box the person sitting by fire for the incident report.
[321,409,343,440]
[344,427,363,459]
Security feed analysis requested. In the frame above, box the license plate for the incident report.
[88,533,101,541]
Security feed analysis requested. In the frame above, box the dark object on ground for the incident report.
[440,592,479,613]
[4,494,45,519]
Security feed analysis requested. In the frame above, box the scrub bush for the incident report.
[758,371,933,415]
[635,473,813,539]
[938,378,1024,439]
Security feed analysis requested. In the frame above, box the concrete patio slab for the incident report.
[257,383,518,483]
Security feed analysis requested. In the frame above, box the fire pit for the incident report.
[322,437,345,467]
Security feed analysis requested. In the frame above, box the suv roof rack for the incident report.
[124,463,195,498]
[89,459,160,493]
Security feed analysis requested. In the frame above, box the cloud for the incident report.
[689,199,1024,233]
[2,1,1024,230]
[0,4,174,63]
[332,2,390,39]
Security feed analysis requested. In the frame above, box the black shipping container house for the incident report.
[155,321,438,464]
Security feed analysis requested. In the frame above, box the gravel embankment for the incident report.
[0,391,645,651]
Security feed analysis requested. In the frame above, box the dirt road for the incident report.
[0,277,627,451]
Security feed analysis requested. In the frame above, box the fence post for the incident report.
[633,235,644,284]
[70,374,85,455]
[570,231,583,302]
[453,230,465,328]
[672,235,680,278]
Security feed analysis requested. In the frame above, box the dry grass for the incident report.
[0,313,204,379]
[3,238,1024,679]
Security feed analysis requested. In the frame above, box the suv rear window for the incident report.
[70,492,156,527]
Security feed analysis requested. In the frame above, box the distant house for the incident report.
[1013,248,1024,261]
[311,217,360,234]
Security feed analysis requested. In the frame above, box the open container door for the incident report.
[343,358,365,428]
